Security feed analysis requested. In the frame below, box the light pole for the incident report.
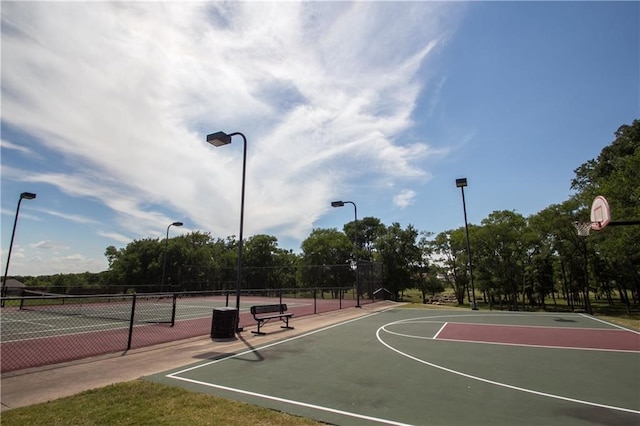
[161,221,183,291]
[331,200,360,308]
[456,178,478,310]
[2,192,37,305]
[206,131,247,331]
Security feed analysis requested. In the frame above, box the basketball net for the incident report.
[572,221,594,237]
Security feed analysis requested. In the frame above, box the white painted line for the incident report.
[166,308,405,424]
[168,375,413,426]
[376,315,640,415]
[168,310,386,376]
[579,313,640,334]
[166,310,640,422]
[433,322,447,339]
[381,323,639,353]
[434,335,638,353]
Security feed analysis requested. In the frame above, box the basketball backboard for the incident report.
[590,196,610,230]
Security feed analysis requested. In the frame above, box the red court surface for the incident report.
[435,322,640,351]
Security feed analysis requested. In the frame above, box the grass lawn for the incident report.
[1,381,323,426]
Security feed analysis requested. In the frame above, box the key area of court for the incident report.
[149,308,640,426]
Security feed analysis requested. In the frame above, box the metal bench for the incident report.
[250,304,294,335]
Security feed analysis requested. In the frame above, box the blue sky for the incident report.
[1,2,638,276]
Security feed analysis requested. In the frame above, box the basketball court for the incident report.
[149,308,640,426]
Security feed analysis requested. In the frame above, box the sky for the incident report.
[1,1,638,277]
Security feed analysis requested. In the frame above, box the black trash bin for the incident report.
[211,307,238,338]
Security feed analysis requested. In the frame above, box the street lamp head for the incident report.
[20,192,37,200]
[206,131,232,147]
[455,178,468,188]
[331,201,345,207]
[171,222,184,227]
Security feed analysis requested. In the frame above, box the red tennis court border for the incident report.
[435,323,640,351]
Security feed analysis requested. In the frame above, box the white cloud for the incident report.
[25,253,107,276]
[1,139,32,155]
[63,253,87,262]
[97,231,135,245]
[35,208,99,225]
[7,247,25,260]
[0,204,41,222]
[393,189,417,209]
[1,2,461,273]
[30,240,69,250]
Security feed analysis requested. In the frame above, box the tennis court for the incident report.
[1,295,310,342]
[150,308,640,426]
[0,292,355,372]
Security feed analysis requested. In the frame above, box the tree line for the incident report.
[18,120,640,313]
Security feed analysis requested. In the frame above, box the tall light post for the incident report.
[206,131,247,331]
[456,178,478,310]
[161,221,183,291]
[331,200,360,308]
[2,192,37,304]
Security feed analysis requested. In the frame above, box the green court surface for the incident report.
[148,308,640,426]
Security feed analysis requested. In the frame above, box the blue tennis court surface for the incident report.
[149,308,640,425]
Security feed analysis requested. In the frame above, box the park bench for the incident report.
[250,304,294,335]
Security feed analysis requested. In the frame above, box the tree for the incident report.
[374,223,421,300]
[429,229,468,305]
[300,228,353,292]
[243,234,287,289]
[343,216,385,261]
[571,120,640,309]
[475,211,529,310]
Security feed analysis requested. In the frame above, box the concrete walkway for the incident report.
[1,301,398,412]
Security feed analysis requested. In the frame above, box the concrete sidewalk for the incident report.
[1,301,397,412]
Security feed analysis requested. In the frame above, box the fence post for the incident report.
[127,294,136,350]
[170,293,177,327]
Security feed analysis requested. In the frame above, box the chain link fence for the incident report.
[1,263,385,373]
[2,289,387,373]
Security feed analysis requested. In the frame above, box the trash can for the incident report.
[211,307,238,338]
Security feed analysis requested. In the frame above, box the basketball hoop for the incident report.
[573,221,594,237]
[573,196,612,237]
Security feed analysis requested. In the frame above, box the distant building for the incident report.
[373,287,393,300]
[2,278,26,295]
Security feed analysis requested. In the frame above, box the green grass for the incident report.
[1,381,323,426]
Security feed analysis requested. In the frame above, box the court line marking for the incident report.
[1,318,57,328]
[166,308,414,425]
[165,310,639,420]
[433,322,447,339]
[1,320,155,343]
[580,313,640,334]
[167,376,412,426]
[168,311,384,375]
[382,320,639,353]
[377,315,640,415]
[382,324,640,353]
[1,300,318,343]
[429,320,636,332]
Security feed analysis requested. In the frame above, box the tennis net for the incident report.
[19,290,176,325]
